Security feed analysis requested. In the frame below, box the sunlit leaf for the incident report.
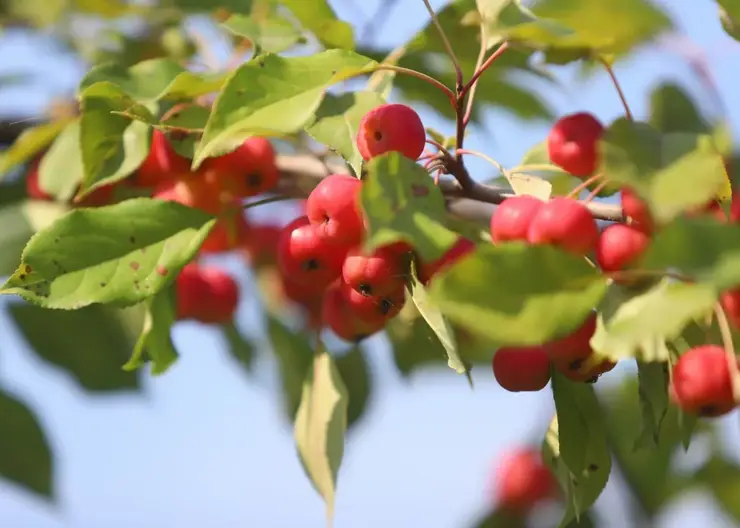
[222,14,304,54]
[280,0,355,50]
[123,286,179,375]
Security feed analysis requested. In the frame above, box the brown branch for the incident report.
[0,117,624,224]
[275,154,624,223]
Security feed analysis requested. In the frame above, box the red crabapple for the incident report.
[670,345,738,417]
[321,282,386,342]
[490,195,544,244]
[595,223,650,275]
[492,346,551,392]
[25,157,53,201]
[277,216,346,290]
[242,224,282,267]
[175,263,239,324]
[134,129,192,188]
[720,288,740,329]
[544,312,615,383]
[200,206,251,254]
[202,137,278,198]
[342,242,411,297]
[494,448,556,513]
[547,112,604,177]
[153,172,228,215]
[356,104,426,161]
[621,187,653,233]
[340,280,406,324]
[527,198,599,255]
[306,174,365,247]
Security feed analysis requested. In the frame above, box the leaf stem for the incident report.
[373,64,455,105]
[424,138,453,159]
[461,41,510,126]
[456,148,506,175]
[599,57,633,121]
[565,174,603,200]
[420,0,463,89]
[713,303,740,403]
[243,195,296,210]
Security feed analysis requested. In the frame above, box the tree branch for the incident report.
[0,118,624,225]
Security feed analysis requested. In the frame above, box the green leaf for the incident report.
[385,304,450,376]
[78,58,227,102]
[305,91,385,176]
[37,120,84,201]
[267,314,314,420]
[123,286,179,375]
[470,508,530,528]
[280,0,355,50]
[547,372,611,525]
[641,216,740,290]
[409,263,471,381]
[222,14,304,54]
[0,200,70,276]
[8,302,142,392]
[590,280,716,362]
[697,457,740,521]
[360,152,458,262]
[429,243,607,346]
[221,322,255,374]
[0,389,53,499]
[478,0,672,60]
[634,361,669,449]
[334,346,371,430]
[294,346,349,521]
[0,120,66,178]
[193,50,377,167]
[648,82,710,134]
[717,0,740,42]
[78,82,152,195]
[0,198,216,309]
[599,119,727,223]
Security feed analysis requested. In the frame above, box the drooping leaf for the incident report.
[470,508,529,528]
[0,198,216,309]
[409,262,471,381]
[222,14,304,54]
[37,120,84,201]
[123,286,179,375]
[648,82,710,134]
[634,361,670,449]
[599,118,727,223]
[385,303,450,376]
[221,322,255,374]
[0,389,54,499]
[360,152,458,262]
[294,346,349,521]
[590,280,716,362]
[267,314,314,420]
[334,346,372,429]
[78,58,227,102]
[717,0,740,42]
[193,50,376,167]
[8,302,142,392]
[78,82,152,195]
[641,216,740,290]
[429,243,607,346]
[542,410,610,527]
[280,0,355,50]
[547,372,611,525]
[0,120,66,178]
[305,91,385,176]
[0,200,70,276]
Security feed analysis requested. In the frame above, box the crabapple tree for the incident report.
[1,0,740,527]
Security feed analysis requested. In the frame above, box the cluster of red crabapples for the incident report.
[490,111,740,419]
[275,103,477,342]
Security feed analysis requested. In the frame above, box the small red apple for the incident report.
[306,174,365,248]
[494,448,557,513]
[671,345,738,417]
[356,103,426,161]
[490,195,544,244]
[527,198,599,255]
[547,112,604,177]
[492,346,551,392]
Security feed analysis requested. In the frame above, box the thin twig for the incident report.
[714,303,740,403]
[374,64,455,104]
[460,41,510,100]
[421,0,463,89]
[584,181,608,202]
[424,139,453,160]
[566,174,603,199]
[599,57,633,121]
[456,148,506,174]
[462,41,510,127]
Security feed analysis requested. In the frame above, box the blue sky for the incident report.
[1,1,740,527]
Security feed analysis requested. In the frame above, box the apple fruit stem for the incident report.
[421,0,464,90]
[373,65,456,104]
[583,180,608,202]
[565,173,603,200]
[456,148,507,175]
[424,138,454,160]
[243,195,295,210]
[713,302,740,403]
[599,57,634,121]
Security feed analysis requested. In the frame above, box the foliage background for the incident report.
[1,0,740,527]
